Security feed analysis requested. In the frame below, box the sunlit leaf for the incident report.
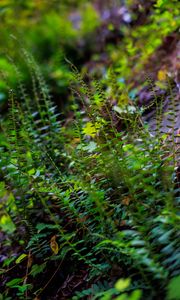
[15,253,27,264]
[82,122,101,138]
[0,215,16,233]
[115,278,131,291]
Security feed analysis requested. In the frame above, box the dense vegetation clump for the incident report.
[0,1,179,299]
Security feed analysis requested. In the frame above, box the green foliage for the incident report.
[0,54,179,299]
[0,1,179,298]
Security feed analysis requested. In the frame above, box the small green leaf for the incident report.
[167,275,180,300]
[115,278,131,292]
[3,256,15,267]
[115,293,128,300]
[6,278,22,288]
[28,168,35,175]
[130,290,142,300]
[30,263,46,277]
[16,284,33,293]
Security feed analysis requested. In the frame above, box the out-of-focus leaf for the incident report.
[6,278,22,288]
[50,235,59,255]
[157,69,167,81]
[167,275,180,300]
[15,253,27,264]
[30,263,46,278]
[115,278,131,292]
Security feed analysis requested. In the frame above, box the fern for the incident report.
[0,59,179,300]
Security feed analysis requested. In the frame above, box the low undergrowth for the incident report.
[0,55,180,300]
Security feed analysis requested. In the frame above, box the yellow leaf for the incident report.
[71,137,81,146]
[82,122,101,138]
[50,235,59,255]
[157,69,167,81]
[15,253,27,264]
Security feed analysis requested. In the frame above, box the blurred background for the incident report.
[0,0,179,112]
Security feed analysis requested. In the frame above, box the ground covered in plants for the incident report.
[0,1,180,299]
